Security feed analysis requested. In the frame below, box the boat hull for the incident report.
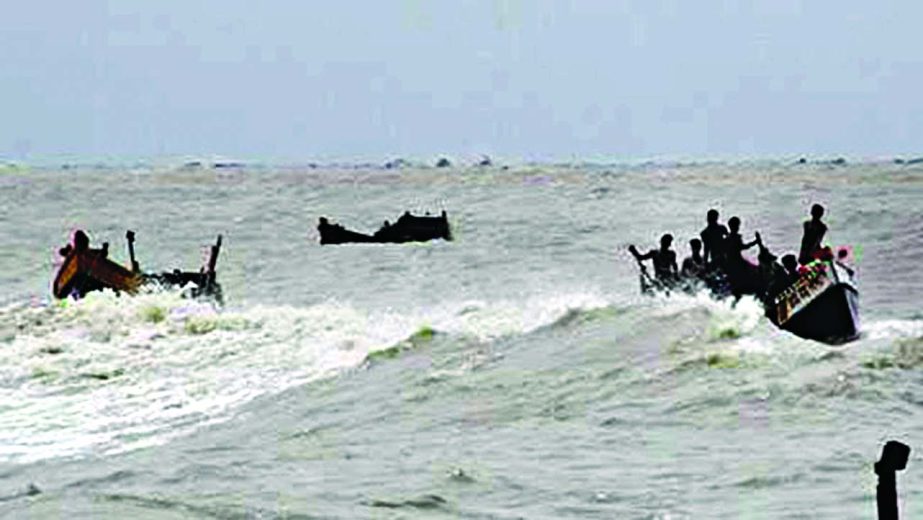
[637,260,861,345]
[53,250,142,299]
[319,227,377,245]
[769,261,860,344]
[318,212,452,245]
[778,283,859,344]
[52,233,223,303]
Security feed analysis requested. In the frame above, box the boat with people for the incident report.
[52,229,223,303]
[628,204,860,345]
[317,210,452,245]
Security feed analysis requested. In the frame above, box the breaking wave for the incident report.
[0,288,609,464]
[3,282,920,465]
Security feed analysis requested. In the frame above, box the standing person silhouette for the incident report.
[798,204,828,264]
[699,209,728,269]
[725,217,761,265]
[724,216,761,297]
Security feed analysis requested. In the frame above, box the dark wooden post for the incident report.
[876,440,911,520]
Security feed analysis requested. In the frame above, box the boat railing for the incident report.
[774,261,834,325]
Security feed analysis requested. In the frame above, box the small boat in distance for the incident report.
[53,230,223,303]
[318,211,452,245]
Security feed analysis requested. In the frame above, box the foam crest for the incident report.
[424,291,611,341]
[0,288,612,463]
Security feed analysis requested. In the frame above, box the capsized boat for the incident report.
[766,260,859,344]
[318,211,452,245]
[52,230,223,303]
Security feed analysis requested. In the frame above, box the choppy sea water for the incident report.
[1,160,923,519]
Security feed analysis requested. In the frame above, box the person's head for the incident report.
[690,238,702,253]
[660,233,673,249]
[811,204,825,220]
[74,230,89,251]
[781,254,798,273]
[319,217,328,225]
[728,216,741,232]
[707,209,719,224]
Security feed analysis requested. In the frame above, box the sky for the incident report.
[2,1,923,162]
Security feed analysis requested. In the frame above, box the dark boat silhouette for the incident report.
[52,230,223,303]
[637,259,859,345]
[766,260,859,344]
[318,211,452,245]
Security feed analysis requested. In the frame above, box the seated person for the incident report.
[756,241,790,303]
[681,238,706,280]
[781,254,801,284]
[373,220,392,239]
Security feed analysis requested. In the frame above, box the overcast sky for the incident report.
[2,1,922,162]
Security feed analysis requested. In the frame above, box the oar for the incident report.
[627,245,655,289]
[126,230,140,273]
[634,258,658,292]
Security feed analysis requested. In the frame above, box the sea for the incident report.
[1,159,922,519]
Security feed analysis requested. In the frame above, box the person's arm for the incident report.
[700,232,710,264]
[629,245,653,261]
[671,255,679,275]
[742,234,760,250]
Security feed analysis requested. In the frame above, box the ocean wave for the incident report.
[0,288,612,464]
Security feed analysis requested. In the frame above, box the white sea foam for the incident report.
[0,287,611,463]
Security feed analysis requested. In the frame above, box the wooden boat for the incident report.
[318,211,452,245]
[53,247,142,299]
[767,260,859,344]
[52,230,223,302]
[635,257,859,344]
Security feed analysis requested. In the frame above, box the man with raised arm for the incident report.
[629,233,679,286]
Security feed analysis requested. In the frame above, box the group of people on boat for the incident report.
[628,204,835,303]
